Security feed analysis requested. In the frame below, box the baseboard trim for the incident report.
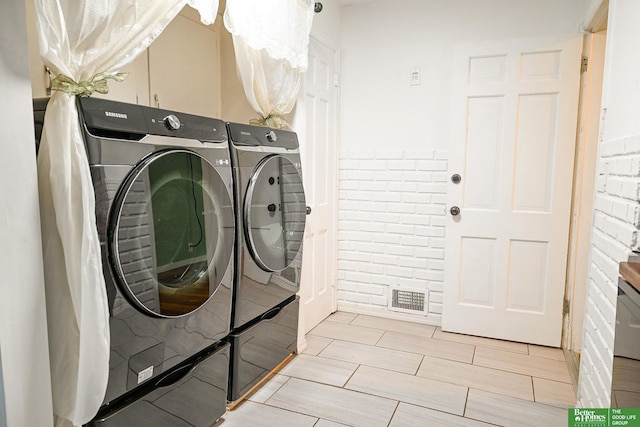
[563,348,580,395]
[337,302,441,327]
[226,352,297,412]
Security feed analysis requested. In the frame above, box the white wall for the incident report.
[340,0,587,151]
[337,0,588,321]
[578,0,640,408]
[0,1,53,426]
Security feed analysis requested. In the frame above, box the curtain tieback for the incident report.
[249,114,289,130]
[50,72,129,96]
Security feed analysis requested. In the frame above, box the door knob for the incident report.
[450,206,460,216]
[306,206,312,215]
[451,174,462,184]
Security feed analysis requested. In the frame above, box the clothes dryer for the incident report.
[226,123,306,401]
[34,97,234,423]
[227,123,306,329]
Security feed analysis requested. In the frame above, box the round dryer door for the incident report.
[244,155,306,272]
[109,149,234,317]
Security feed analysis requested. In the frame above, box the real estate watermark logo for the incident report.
[571,409,608,426]
[569,408,640,427]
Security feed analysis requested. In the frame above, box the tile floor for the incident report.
[218,311,576,427]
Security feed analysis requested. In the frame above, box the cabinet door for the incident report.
[148,14,221,118]
[93,54,150,105]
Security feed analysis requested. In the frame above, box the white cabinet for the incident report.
[25,5,222,119]
[93,55,149,105]
[149,13,221,118]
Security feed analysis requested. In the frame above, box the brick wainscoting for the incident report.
[578,134,640,407]
[337,149,448,323]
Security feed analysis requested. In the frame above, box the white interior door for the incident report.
[442,36,582,347]
[296,37,339,343]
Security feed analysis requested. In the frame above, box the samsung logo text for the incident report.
[105,111,128,119]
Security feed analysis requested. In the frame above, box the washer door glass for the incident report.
[244,155,306,272]
[110,150,234,317]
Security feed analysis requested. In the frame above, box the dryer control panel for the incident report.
[78,97,227,143]
[227,122,298,150]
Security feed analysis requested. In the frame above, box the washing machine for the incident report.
[34,97,234,424]
[226,122,306,401]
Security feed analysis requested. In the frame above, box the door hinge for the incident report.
[333,72,339,87]
[563,298,570,315]
[581,57,589,73]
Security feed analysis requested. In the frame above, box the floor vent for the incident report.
[389,287,428,315]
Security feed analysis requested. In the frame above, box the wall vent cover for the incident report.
[388,287,428,315]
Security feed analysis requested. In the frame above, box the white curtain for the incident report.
[34,1,218,426]
[224,0,314,129]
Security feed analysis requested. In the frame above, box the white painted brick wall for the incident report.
[337,149,447,322]
[578,134,640,407]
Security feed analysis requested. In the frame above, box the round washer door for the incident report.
[244,155,306,272]
[109,149,234,317]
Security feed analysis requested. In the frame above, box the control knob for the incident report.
[163,114,181,131]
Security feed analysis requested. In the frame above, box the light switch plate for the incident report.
[410,67,421,86]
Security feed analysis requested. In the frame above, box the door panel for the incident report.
[443,36,582,347]
[459,237,497,307]
[465,96,504,209]
[507,240,548,312]
[513,93,558,212]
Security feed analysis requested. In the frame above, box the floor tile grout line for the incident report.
[281,375,403,414]
[373,329,386,347]
[385,401,401,427]
[468,361,573,385]
[257,374,292,405]
[252,398,330,425]
[317,336,433,365]
[531,375,536,403]
[345,362,472,398]
[413,354,426,376]
[341,362,362,389]
[310,338,336,358]
[433,340,530,355]
[258,376,392,425]
[530,375,578,407]
[348,313,358,325]
[473,348,574,381]
[466,385,577,411]
[462,386,470,418]
[476,345,570,363]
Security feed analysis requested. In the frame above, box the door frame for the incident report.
[291,34,340,351]
[562,0,608,362]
